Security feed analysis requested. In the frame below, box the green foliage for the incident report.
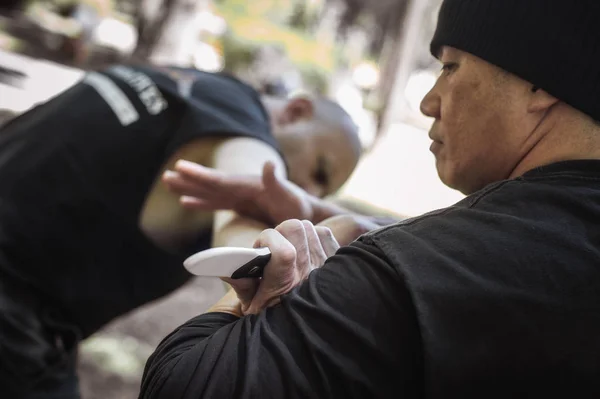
[297,64,329,95]
[215,0,343,89]
[287,1,320,31]
[219,33,259,72]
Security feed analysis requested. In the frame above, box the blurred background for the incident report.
[0,1,464,397]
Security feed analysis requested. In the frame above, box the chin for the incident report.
[451,178,487,196]
[436,165,454,189]
[438,169,470,195]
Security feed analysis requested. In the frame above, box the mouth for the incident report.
[428,132,443,154]
[429,140,442,153]
[427,124,442,138]
[428,131,443,144]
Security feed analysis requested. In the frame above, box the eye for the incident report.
[313,157,329,190]
[440,62,458,74]
[314,169,328,187]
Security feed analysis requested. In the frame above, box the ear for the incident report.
[528,87,559,113]
[279,97,314,125]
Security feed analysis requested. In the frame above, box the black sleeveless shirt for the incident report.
[0,65,279,337]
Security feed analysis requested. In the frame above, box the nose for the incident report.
[420,86,441,119]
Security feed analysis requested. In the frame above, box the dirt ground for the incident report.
[77,277,225,399]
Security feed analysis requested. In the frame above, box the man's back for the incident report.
[370,159,600,396]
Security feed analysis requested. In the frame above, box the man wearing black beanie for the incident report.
[139,1,600,398]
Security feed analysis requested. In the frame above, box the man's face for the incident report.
[277,121,359,198]
[420,47,536,194]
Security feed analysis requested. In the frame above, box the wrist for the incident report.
[206,289,244,318]
[308,195,330,223]
[309,196,350,224]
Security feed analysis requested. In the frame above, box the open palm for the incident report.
[163,160,314,226]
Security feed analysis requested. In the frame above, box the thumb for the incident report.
[262,161,279,187]
[263,161,289,193]
[222,277,259,305]
[253,228,297,270]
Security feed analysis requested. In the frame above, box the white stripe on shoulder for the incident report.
[83,72,139,126]
[177,78,194,98]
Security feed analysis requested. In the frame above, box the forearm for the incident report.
[366,215,403,227]
[212,213,268,248]
[310,197,403,226]
[309,196,356,223]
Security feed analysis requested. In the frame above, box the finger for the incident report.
[163,170,213,194]
[174,160,235,195]
[162,169,182,185]
[177,160,263,198]
[175,160,224,184]
[262,161,278,186]
[263,162,289,196]
[253,228,297,269]
[315,226,340,258]
[248,228,298,314]
[163,171,213,197]
[222,277,259,304]
[275,220,309,273]
[179,196,213,210]
[301,220,327,270]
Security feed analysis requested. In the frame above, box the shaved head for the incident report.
[269,94,363,197]
[309,96,362,159]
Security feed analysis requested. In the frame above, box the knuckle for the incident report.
[277,219,305,235]
[277,244,297,265]
[316,226,334,239]
[256,228,276,244]
[261,227,277,236]
[301,219,314,229]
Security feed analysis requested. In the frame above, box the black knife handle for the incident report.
[230,253,272,279]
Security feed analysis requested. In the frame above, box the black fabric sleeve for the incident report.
[139,238,423,399]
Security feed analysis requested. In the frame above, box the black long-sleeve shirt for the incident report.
[140,160,600,398]
[140,240,422,398]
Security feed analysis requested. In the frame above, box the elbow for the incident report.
[139,353,187,399]
[140,349,231,399]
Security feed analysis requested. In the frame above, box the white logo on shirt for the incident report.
[83,72,139,126]
[109,66,169,115]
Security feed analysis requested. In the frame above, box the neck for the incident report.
[509,105,600,179]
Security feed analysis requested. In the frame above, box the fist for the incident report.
[226,219,340,315]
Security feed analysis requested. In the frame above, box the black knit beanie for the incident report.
[431,0,600,122]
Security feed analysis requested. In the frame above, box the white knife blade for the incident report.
[183,247,272,279]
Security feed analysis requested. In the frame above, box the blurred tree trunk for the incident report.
[378,0,432,134]
[131,0,178,60]
[147,0,210,66]
[377,25,406,125]
[148,0,196,65]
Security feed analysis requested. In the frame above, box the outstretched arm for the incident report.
[163,160,402,228]
[208,138,287,249]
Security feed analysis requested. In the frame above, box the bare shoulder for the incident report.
[139,135,283,252]
[211,136,286,176]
